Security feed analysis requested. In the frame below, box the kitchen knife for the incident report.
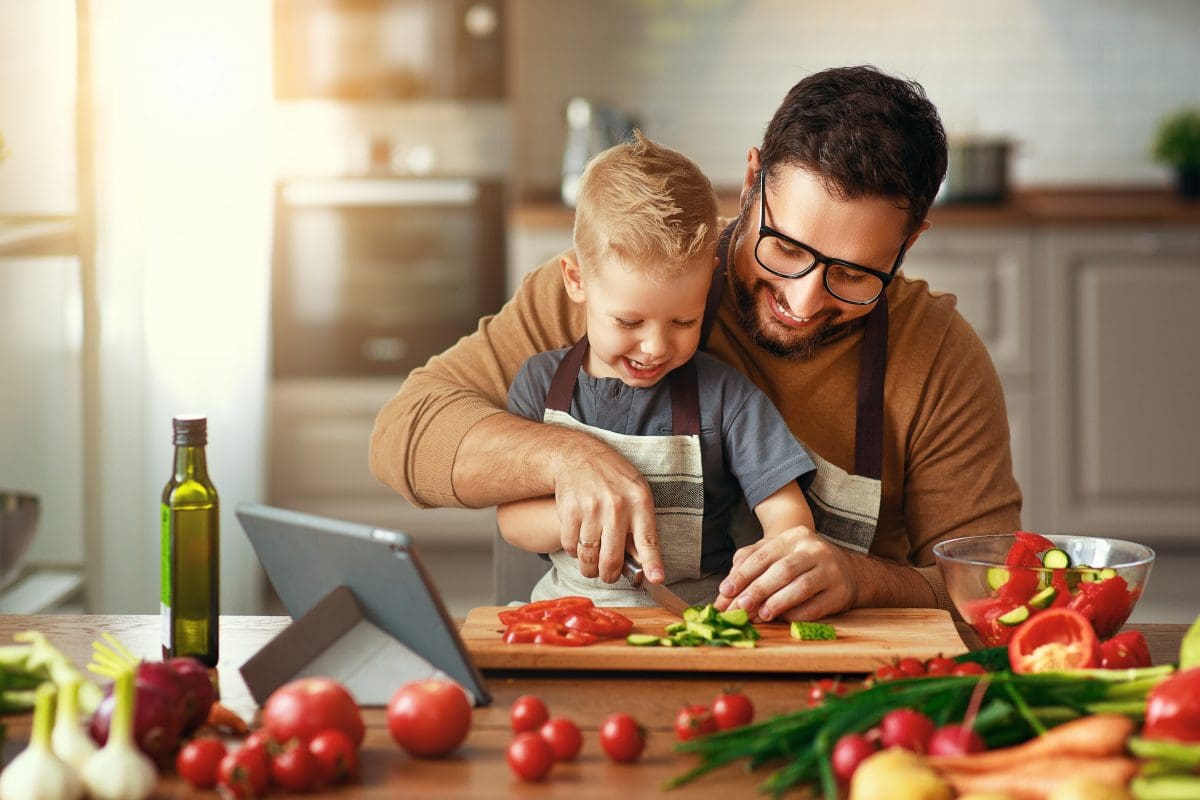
[621,555,691,617]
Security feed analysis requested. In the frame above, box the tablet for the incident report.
[236,502,491,705]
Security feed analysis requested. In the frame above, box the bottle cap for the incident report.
[172,415,208,446]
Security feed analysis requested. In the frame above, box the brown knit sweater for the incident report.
[369,247,1023,613]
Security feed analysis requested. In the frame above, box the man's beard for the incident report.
[731,271,865,360]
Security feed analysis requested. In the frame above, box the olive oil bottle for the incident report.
[161,415,219,666]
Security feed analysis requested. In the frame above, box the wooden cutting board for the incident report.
[460,607,967,673]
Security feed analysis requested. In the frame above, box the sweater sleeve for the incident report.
[369,255,584,508]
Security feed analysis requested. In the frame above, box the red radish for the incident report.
[831,732,878,783]
[879,708,936,753]
[928,724,986,756]
[896,657,926,677]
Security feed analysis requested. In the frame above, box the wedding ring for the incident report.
[578,539,601,548]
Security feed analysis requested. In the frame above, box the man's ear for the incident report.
[904,219,933,253]
[560,254,587,303]
[738,147,763,209]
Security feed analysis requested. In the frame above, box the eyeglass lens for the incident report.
[755,235,884,303]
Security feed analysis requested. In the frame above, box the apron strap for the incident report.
[699,223,735,351]
[545,335,590,413]
[855,293,888,480]
[545,335,701,436]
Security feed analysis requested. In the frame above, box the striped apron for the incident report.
[529,338,724,606]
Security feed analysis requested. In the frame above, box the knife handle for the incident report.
[621,559,645,588]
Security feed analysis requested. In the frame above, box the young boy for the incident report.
[498,132,818,606]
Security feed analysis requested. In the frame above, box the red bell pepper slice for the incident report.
[1067,575,1132,637]
[1100,630,1152,669]
[498,596,594,626]
[1014,530,1056,553]
[533,624,597,647]
[1008,608,1100,674]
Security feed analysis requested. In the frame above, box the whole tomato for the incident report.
[510,694,550,734]
[176,737,227,789]
[539,717,583,761]
[1143,666,1200,743]
[217,746,270,799]
[507,731,555,782]
[674,704,718,741]
[711,689,754,729]
[308,729,360,785]
[262,677,364,746]
[599,712,645,763]
[924,656,959,677]
[387,679,473,758]
[269,741,321,793]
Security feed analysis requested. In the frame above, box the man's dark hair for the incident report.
[759,65,947,234]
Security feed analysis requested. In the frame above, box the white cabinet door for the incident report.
[506,223,573,295]
[1041,228,1200,545]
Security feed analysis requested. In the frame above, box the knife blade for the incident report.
[621,555,691,617]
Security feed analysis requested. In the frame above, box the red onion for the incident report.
[90,680,183,764]
[167,656,216,732]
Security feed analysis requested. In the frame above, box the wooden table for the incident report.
[0,615,1187,798]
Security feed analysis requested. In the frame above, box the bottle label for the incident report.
[161,503,171,653]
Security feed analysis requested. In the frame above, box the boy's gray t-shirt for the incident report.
[508,348,816,574]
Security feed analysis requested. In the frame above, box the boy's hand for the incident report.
[555,440,664,585]
[713,527,858,622]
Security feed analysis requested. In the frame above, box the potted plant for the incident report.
[1151,108,1200,198]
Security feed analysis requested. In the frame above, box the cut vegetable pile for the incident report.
[627,604,761,648]
[498,596,634,646]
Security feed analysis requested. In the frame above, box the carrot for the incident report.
[926,713,1133,772]
[939,756,1139,800]
[205,700,250,736]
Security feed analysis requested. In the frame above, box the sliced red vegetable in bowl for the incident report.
[1007,607,1100,674]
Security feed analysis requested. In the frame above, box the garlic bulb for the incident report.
[80,671,157,800]
[51,678,98,770]
[0,683,83,800]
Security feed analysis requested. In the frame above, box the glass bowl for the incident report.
[933,533,1154,646]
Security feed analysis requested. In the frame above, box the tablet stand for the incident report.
[240,584,454,707]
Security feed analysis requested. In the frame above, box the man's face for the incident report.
[571,254,712,388]
[731,166,912,359]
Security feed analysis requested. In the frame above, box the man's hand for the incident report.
[713,527,858,622]
[555,438,664,585]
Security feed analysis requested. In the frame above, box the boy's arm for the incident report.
[496,497,564,553]
[751,481,815,539]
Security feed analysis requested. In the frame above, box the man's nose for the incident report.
[780,269,826,318]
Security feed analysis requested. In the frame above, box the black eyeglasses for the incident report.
[754,170,906,305]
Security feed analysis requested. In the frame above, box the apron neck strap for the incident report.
[545,335,701,436]
[855,293,888,480]
[699,222,735,351]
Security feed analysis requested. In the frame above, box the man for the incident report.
[369,65,1022,622]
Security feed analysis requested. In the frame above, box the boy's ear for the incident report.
[560,254,587,303]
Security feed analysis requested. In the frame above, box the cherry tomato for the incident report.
[927,724,986,756]
[831,732,878,784]
[924,656,959,676]
[269,741,321,793]
[387,679,473,758]
[510,694,550,734]
[308,729,360,785]
[1008,608,1100,674]
[1100,630,1152,669]
[951,661,988,676]
[674,704,718,741]
[711,689,754,730]
[539,717,583,762]
[879,708,936,753]
[872,665,903,682]
[217,746,270,799]
[807,678,849,707]
[262,677,364,746]
[175,737,227,789]
[896,657,927,677]
[507,731,555,782]
[241,728,280,756]
[599,712,646,763]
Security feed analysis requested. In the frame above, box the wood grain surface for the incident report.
[462,606,969,673]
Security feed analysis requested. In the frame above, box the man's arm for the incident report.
[368,257,665,584]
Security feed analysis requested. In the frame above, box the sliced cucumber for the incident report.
[686,621,717,640]
[626,633,662,646]
[1041,548,1071,569]
[663,621,687,635]
[998,605,1031,626]
[1028,585,1058,609]
[1098,567,1118,580]
[986,567,1010,590]
[717,608,750,627]
[730,640,756,649]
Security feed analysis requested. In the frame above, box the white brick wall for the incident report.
[511,0,1200,191]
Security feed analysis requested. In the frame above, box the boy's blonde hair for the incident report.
[573,131,718,281]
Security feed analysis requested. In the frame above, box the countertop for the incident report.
[510,186,1200,229]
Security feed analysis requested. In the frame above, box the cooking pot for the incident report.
[937,137,1013,204]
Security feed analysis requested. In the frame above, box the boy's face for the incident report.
[563,252,714,388]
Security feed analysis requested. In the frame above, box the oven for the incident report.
[271,175,505,377]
